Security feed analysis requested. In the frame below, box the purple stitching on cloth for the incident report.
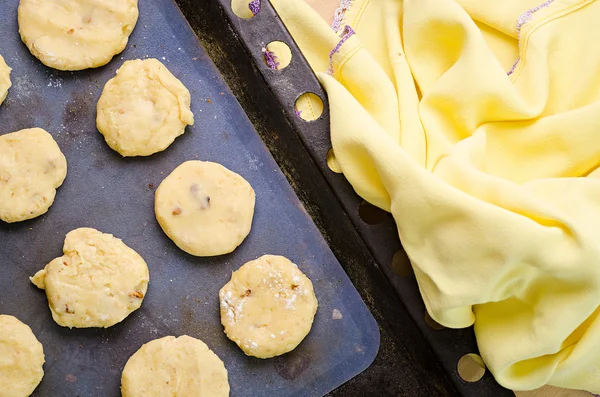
[262,46,279,70]
[295,109,302,118]
[328,25,355,75]
[507,0,555,76]
[331,0,353,32]
[248,0,260,16]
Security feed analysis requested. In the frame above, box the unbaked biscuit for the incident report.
[121,335,229,397]
[219,255,318,358]
[0,55,11,105]
[0,315,45,397]
[0,128,67,223]
[96,58,194,156]
[18,0,138,71]
[155,161,255,256]
[30,228,149,328]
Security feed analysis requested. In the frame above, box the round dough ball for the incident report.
[18,0,138,71]
[0,315,45,397]
[30,228,150,328]
[0,128,67,223]
[0,55,12,105]
[96,58,194,157]
[219,255,318,358]
[121,335,230,397]
[155,161,255,256]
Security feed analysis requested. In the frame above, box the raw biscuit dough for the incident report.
[121,335,230,397]
[30,228,149,328]
[0,315,45,397]
[18,0,138,71]
[219,255,318,358]
[155,161,255,256]
[0,128,67,223]
[96,58,194,156]
[0,55,11,105]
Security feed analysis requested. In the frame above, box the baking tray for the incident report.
[0,0,380,396]
[204,0,514,396]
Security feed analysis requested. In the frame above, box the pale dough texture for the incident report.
[0,55,11,105]
[97,58,194,156]
[0,128,67,223]
[30,228,149,328]
[155,161,255,256]
[18,0,138,71]
[0,315,45,397]
[219,255,318,358]
[121,335,230,397]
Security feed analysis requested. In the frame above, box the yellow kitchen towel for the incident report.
[269,0,600,392]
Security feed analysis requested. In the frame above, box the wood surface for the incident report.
[304,1,594,397]
[515,386,592,397]
[305,0,337,25]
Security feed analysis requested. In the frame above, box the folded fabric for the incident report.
[270,0,600,392]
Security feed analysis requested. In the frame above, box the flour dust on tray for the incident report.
[30,228,150,328]
[0,55,11,105]
[121,335,230,397]
[96,58,194,156]
[0,128,67,223]
[0,315,45,397]
[155,160,255,256]
[220,255,318,358]
[17,0,138,71]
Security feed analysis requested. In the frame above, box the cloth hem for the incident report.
[509,0,596,81]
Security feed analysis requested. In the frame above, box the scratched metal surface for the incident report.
[0,1,380,396]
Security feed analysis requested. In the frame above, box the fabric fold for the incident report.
[272,0,600,392]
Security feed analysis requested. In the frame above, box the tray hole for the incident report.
[457,353,486,382]
[391,249,413,277]
[424,310,445,330]
[326,149,342,173]
[263,41,292,70]
[358,200,387,225]
[231,0,259,19]
[295,93,324,122]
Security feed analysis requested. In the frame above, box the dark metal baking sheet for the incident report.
[208,0,513,395]
[0,1,380,396]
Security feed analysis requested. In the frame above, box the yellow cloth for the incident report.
[271,0,600,392]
